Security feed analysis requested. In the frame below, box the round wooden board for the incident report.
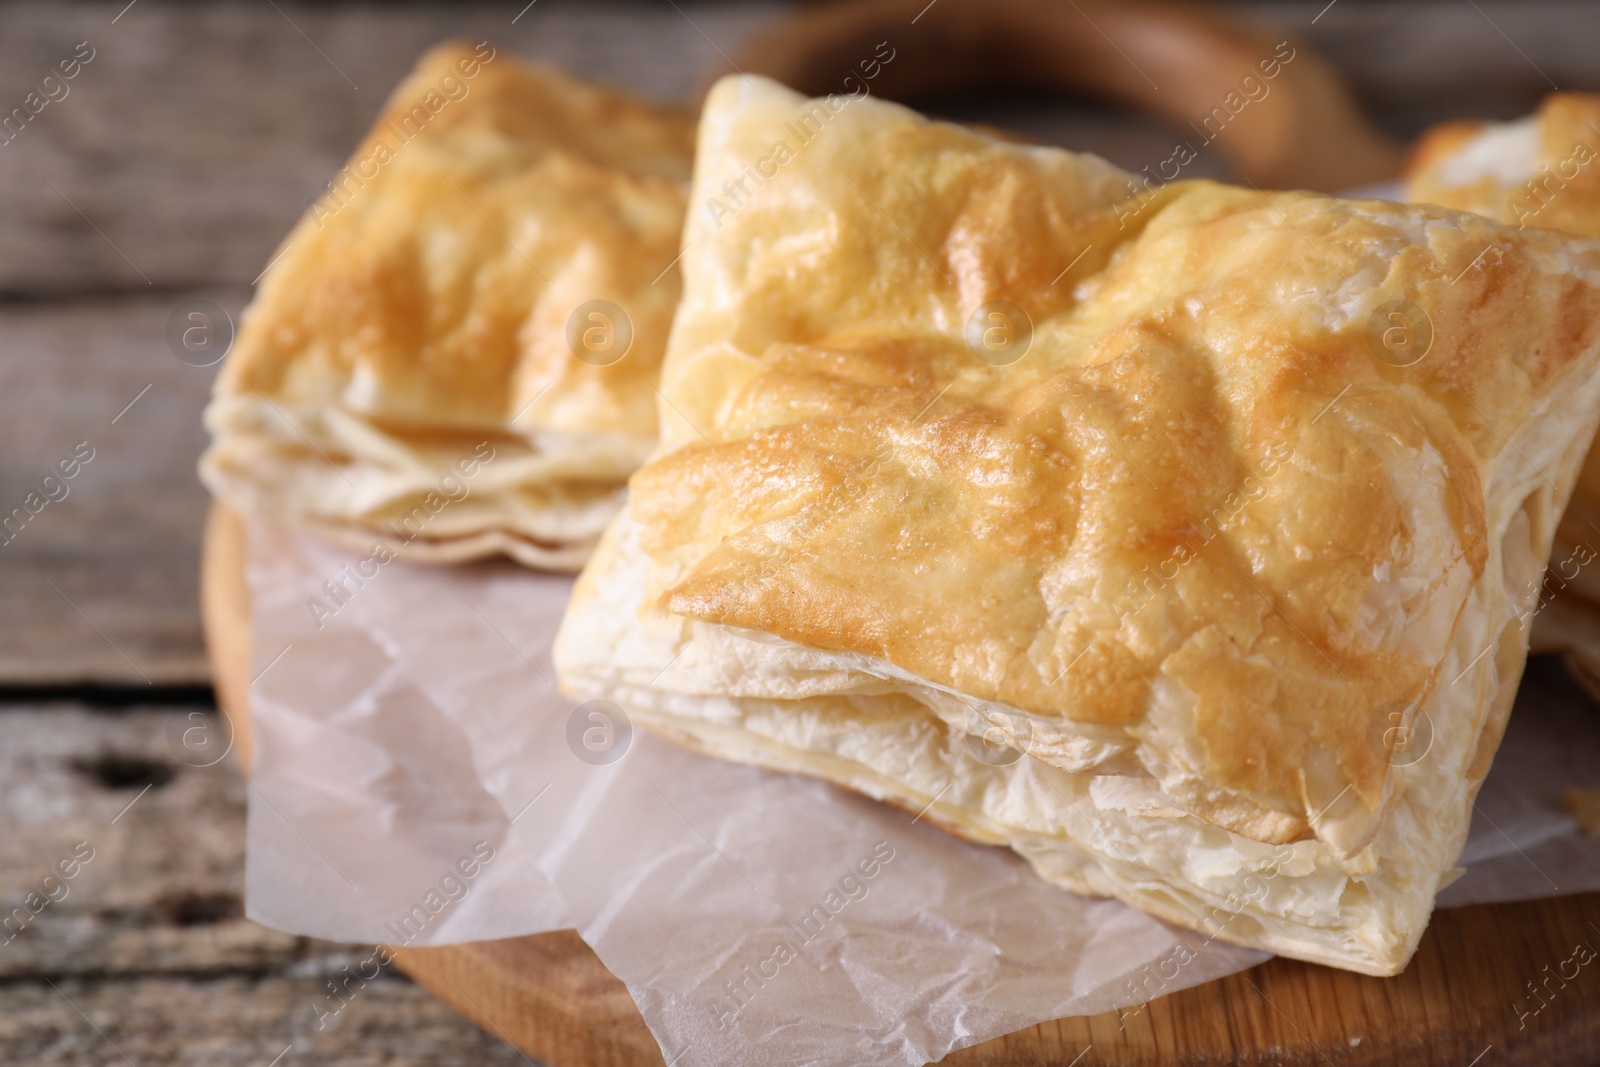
[202,503,1600,1066]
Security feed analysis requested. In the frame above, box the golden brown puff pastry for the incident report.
[200,41,695,570]
[1405,92,1600,694]
[556,75,1600,974]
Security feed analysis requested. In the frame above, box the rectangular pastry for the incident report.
[557,75,1600,974]
[1406,92,1600,693]
[201,41,694,569]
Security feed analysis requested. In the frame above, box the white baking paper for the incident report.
[242,519,1600,1066]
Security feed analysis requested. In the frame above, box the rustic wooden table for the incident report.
[3,1,1598,1063]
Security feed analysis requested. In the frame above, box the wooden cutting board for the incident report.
[200,503,1600,1066]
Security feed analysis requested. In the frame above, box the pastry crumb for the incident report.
[1565,787,1600,835]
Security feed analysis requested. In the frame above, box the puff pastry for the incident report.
[1406,92,1600,694]
[557,75,1600,974]
[201,42,695,569]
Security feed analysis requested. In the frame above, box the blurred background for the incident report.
[1,0,1597,1062]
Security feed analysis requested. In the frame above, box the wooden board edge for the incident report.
[201,502,254,770]
[390,934,668,1067]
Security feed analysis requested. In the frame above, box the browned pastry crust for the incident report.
[653,83,1600,856]
[1406,93,1600,239]
[558,76,1600,974]
[1406,92,1600,681]
[201,41,695,569]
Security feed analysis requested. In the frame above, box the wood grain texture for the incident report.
[204,503,1600,1067]
[0,1,1592,296]
[0,291,242,685]
[0,0,783,296]
[1,975,535,1067]
[0,702,537,1065]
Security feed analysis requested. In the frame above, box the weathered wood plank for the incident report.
[1,1,1597,295]
[0,292,243,685]
[0,0,785,296]
[0,703,538,1065]
[0,975,536,1066]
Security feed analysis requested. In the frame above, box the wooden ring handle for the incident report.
[718,0,1403,193]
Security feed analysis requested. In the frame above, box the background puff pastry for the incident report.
[201,41,695,570]
[1405,92,1600,694]
[557,75,1600,974]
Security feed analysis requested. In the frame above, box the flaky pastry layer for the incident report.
[633,77,1600,851]
[1405,91,1600,681]
[557,76,1600,972]
[558,455,1551,975]
[201,41,694,570]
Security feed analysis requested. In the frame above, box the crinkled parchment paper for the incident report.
[242,521,1600,1066]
